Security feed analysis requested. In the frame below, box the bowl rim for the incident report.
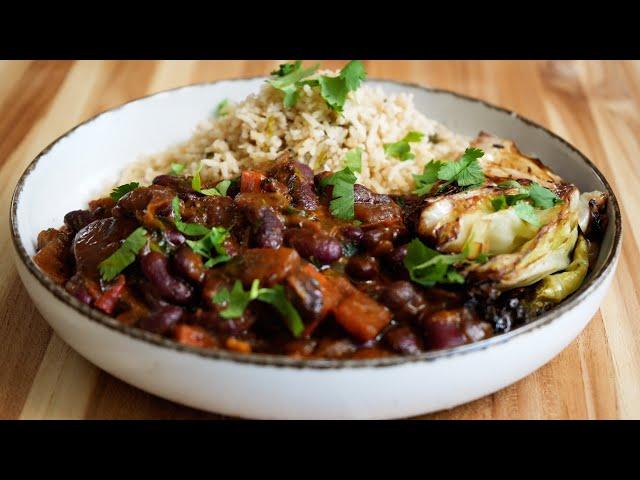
[9,76,623,370]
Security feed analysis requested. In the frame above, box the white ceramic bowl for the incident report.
[10,78,622,419]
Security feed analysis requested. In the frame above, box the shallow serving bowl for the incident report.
[10,78,622,419]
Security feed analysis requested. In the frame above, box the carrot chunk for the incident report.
[174,325,218,348]
[225,337,252,354]
[240,171,266,193]
[334,291,392,342]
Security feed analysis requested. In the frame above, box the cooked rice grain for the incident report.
[119,75,470,194]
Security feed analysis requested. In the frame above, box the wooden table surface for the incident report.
[1,60,638,419]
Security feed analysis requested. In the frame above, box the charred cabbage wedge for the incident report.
[415,133,607,305]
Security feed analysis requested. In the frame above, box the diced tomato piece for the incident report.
[240,171,266,193]
[94,275,126,315]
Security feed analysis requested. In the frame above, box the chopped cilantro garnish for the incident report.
[491,194,508,211]
[513,201,541,227]
[492,180,561,227]
[413,148,485,196]
[496,180,562,209]
[110,182,139,201]
[403,238,466,287]
[171,197,231,266]
[384,131,425,161]
[268,61,319,108]
[191,162,226,196]
[437,147,485,188]
[475,252,489,264]
[271,61,302,77]
[98,227,148,282]
[213,280,304,337]
[319,148,362,220]
[528,182,563,209]
[413,160,445,196]
[171,197,210,237]
[214,99,229,118]
[170,163,185,175]
[317,60,366,112]
[215,179,231,196]
[185,225,231,268]
[268,60,366,112]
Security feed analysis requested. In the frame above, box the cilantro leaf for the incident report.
[268,61,319,108]
[403,131,425,143]
[98,227,148,282]
[491,194,508,211]
[211,286,230,305]
[170,163,185,176]
[212,280,303,337]
[475,253,489,264]
[384,142,413,161]
[214,99,229,118]
[413,160,445,196]
[403,238,466,287]
[110,182,139,201]
[215,179,231,196]
[192,162,225,196]
[340,60,367,91]
[316,60,366,112]
[318,75,349,112]
[495,180,562,215]
[497,180,523,190]
[271,61,301,77]
[185,226,231,267]
[513,201,541,227]
[528,182,563,209]
[342,148,363,172]
[256,285,304,337]
[171,197,211,237]
[437,147,485,187]
[214,280,259,319]
[320,148,362,220]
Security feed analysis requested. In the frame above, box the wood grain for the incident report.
[0,60,637,420]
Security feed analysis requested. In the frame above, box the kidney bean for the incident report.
[421,309,469,350]
[380,280,427,322]
[163,230,185,247]
[173,245,205,284]
[285,229,342,264]
[140,252,193,305]
[340,226,363,243]
[346,256,379,281]
[385,244,409,277]
[387,244,408,264]
[197,309,255,336]
[139,305,184,334]
[253,206,284,249]
[380,281,418,310]
[361,228,395,256]
[385,326,423,355]
[64,209,97,233]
